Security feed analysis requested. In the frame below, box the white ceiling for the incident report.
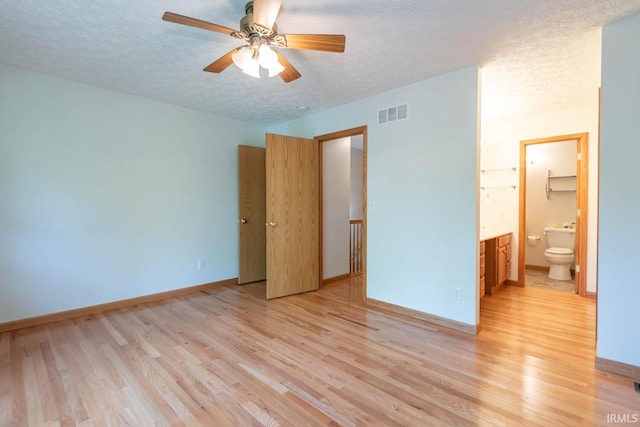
[2,0,640,126]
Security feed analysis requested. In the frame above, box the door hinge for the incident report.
[575,265,580,273]
[577,153,582,161]
[576,209,581,217]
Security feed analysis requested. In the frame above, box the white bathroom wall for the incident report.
[323,137,351,279]
[0,64,265,323]
[524,141,577,267]
[350,146,364,220]
[269,66,480,328]
[598,11,640,368]
[481,101,600,293]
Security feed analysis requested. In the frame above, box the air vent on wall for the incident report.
[397,104,408,120]
[378,104,408,125]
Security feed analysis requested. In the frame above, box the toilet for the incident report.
[544,227,576,281]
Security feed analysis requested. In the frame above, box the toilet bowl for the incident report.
[544,248,574,280]
[544,227,576,281]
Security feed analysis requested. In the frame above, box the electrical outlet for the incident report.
[453,287,461,300]
[197,259,206,270]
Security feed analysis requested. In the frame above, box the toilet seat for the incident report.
[545,247,573,256]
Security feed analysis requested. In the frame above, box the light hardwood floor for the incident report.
[1,278,638,426]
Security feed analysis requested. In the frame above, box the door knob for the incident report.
[239,219,247,224]
[266,222,277,227]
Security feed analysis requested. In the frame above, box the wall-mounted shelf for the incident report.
[481,167,517,173]
[480,167,517,191]
[546,169,576,199]
[481,185,517,190]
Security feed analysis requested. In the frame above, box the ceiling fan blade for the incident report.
[162,12,236,36]
[203,48,240,73]
[282,34,346,53]
[253,0,282,30]
[275,51,301,83]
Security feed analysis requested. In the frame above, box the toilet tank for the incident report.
[544,227,576,250]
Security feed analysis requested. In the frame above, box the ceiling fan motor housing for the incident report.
[240,3,278,37]
[240,3,254,32]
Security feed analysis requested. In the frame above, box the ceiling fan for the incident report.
[162,0,346,83]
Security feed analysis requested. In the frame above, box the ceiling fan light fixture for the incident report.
[232,44,284,79]
[232,46,256,76]
[258,44,285,77]
[242,63,261,78]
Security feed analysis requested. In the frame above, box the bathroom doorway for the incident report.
[518,133,589,296]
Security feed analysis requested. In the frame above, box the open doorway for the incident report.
[316,126,368,302]
[518,133,589,296]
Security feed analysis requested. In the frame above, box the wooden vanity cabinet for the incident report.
[497,234,512,287]
[482,232,512,297]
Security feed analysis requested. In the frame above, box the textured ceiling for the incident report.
[2,0,640,125]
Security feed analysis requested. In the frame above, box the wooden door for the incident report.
[265,133,320,299]
[238,145,266,284]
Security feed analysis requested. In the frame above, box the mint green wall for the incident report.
[0,64,265,323]
[598,13,640,367]
[269,66,481,327]
[0,63,480,329]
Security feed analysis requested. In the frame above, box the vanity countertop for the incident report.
[480,230,512,242]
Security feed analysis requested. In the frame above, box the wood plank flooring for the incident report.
[1,279,638,426]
